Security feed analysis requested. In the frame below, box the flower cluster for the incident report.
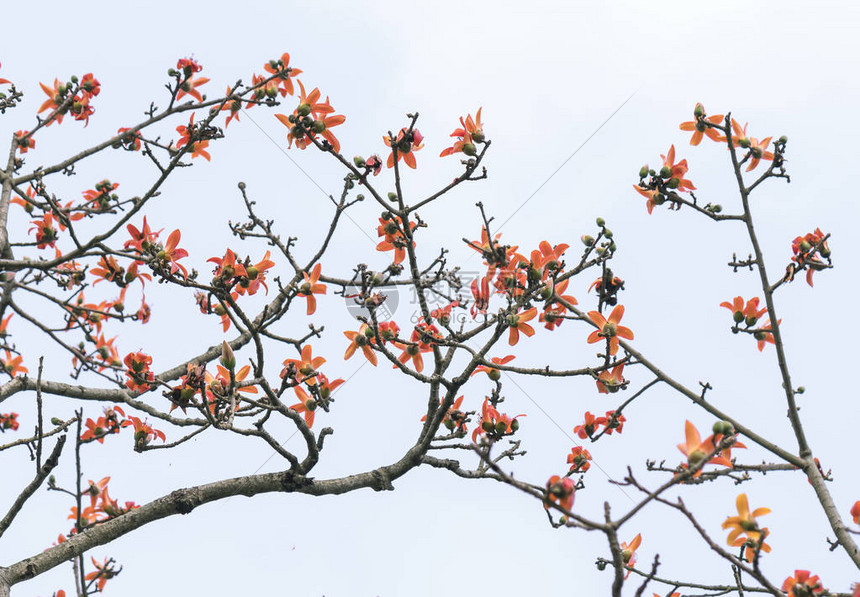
[38,73,100,127]
[722,493,771,561]
[275,81,345,153]
[720,296,777,351]
[786,228,831,287]
[281,345,343,428]
[124,352,155,393]
[471,398,524,443]
[0,412,19,432]
[574,410,626,439]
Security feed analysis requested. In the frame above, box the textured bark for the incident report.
[2,448,419,590]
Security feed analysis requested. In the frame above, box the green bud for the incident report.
[738,137,750,149]
[595,217,605,227]
[796,386,805,394]
[693,103,705,118]
[472,131,485,143]
[603,229,613,239]
[495,421,508,435]
[778,135,788,144]
[220,341,236,370]
[638,165,648,178]
[709,204,723,213]
[311,120,326,133]
[387,192,397,201]
[581,235,594,246]
[733,311,744,324]
[659,166,672,178]
[296,103,311,117]
[51,417,62,426]
[462,142,477,156]
[667,177,680,189]
[353,156,366,168]
[653,193,666,206]
[510,418,520,432]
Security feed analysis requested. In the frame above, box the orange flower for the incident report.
[344,324,378,366]
[121,416,166,449]
[679,103,724,145]
[574,411,607,439]
[660,145,696,192]
[596,363,625,394]
[731,119,774,171]
[84,557,119,593]
[782,570,824,596]
[0,412,19,432]
[1,350,27,376]
[633,185,663,215]
[298,263,326,315]
[263,52,302,97]
[440,108,484,157]
[116,127,142,151]
[274,81,346,153]
[677,420,735,477]
[176,114,211,160]
[851,500,860,525]
[472,398,524,443]
[158,229,189,279]
[290,385,316,428]
[124,351,154,393]
[620,534,642,577]
[14,130,35,153]
[587,305,634,355]
[790,228,830,287]
[507,307,537,346]
[754,318,778,352]
[545,475,575,512]
[567,446,592,472]
[220,86,244,127]
[175,58,209,102]
[29,213,58,249]
[722,493,771,559]
[471,355,515,380]
[239,251,275,296]
[420,395,466,433]
[282,344,326,386]
[470,275,491,319]
[384,127,424,169]
[720,296,766,326]
[396,322,441,372]
[377,215,416,265]
[125,217,161,252]
[38,79,66,122]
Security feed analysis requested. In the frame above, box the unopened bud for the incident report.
[220,341,236,370]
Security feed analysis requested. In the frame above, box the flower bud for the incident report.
[733,310,744,324]
[693,103,705,118]
[353,156,366,168]
[638,165,648,178]
[603,229,613,239]
[488,368,501,381]
[296,103,311,117]
[220,341,236,370]
[799,240,811,253]
[311,120,326,133]
[581,235,594,246]
[482,420,494,432]
[745,315,758,327]
[510,418,520,432]
[738,137,750,149]
[462,142,477,156]
[51,417,62,425]
[667,177,680,189]
[653,194,666,205]
[659,166,672,179]
[778,135,788,144]
[796,386,805,394]
[595,217,605,227]
[495,421,508,435]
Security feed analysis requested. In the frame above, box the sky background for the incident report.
[2,1,859,595]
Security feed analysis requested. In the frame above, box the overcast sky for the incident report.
[2,1,859,595]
